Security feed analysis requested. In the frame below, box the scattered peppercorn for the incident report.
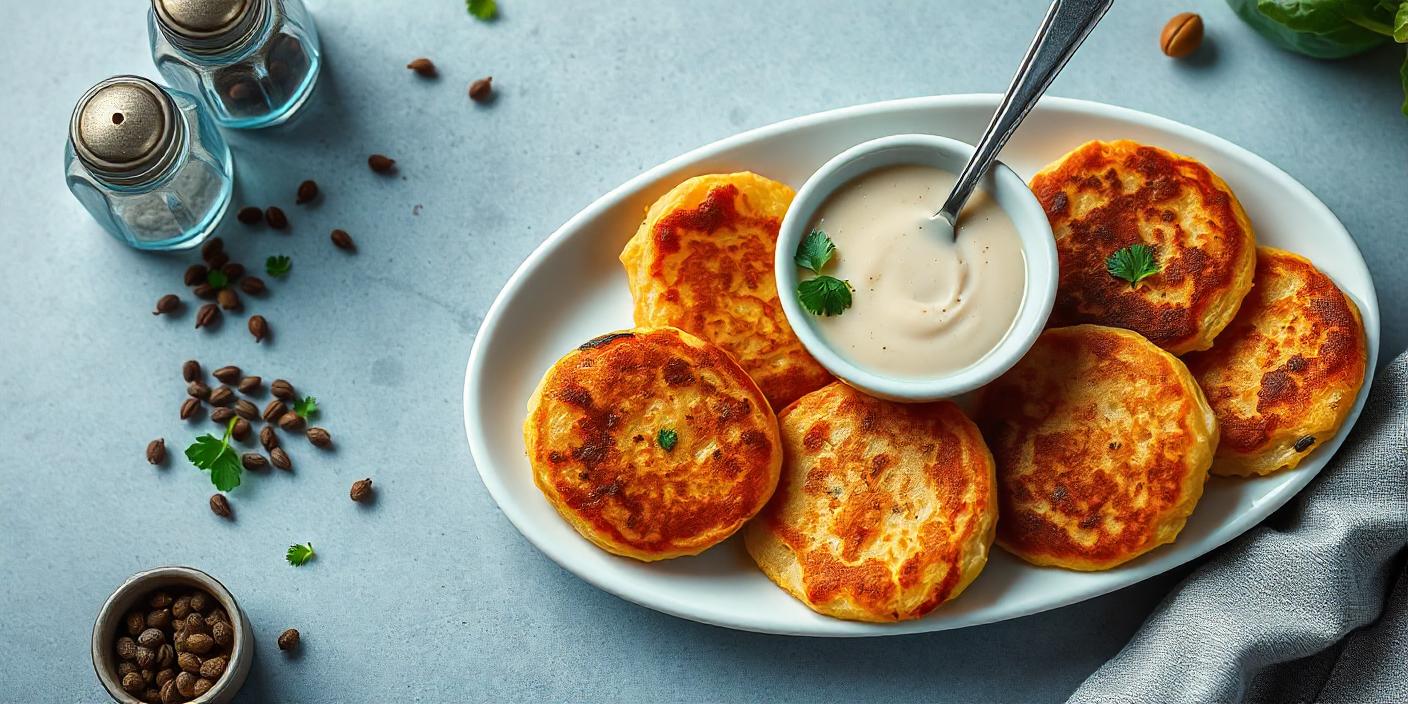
[306,427,332,448]
[270,447,292,471]
[217,288,241,311]
[237,376,262,394]
[330,228,356,252]
[231,418,251,442]
[146,439,167,466]
[296,179,319,204]
[179,398,202,421]
[368,154,396,173]
[210,407,235,424]
[259,425,279,451]
[277,628,300,651]
[184,264,208,286]
[469,76,493,102]
[248,315,269,343]
[270,380,295,400]
[154,294,182,316]
[265,206,288,230]
[1160,12,1204,58]
[212,366,241,383]
[239,276,266,295]
[220,262,245,280]
[182,360,201,382]
[262,399,287,424]
[192,283,217,300]
[236,206,263,224]
[187,382,211,400]
[240,452,268,471]
[278,412,306,432]
[407,57,437,77]
[206,251,229,271]
[233,399,259,421]
[208,386,234,406]
[209,494,232,519]
[200,238,224,261]
[195,303,220,329]
[350,478,373,503]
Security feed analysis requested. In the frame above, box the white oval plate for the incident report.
[465,95,1380,637]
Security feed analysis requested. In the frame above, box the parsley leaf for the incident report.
[1106,244,1160,288]
[466,0,497,20]
[286,543,315,566]
[206,269,229,289]
[794,229,836,273]
[293,396,318,419]
[797,276,853,316]
[265,255,292,278]
[657,428,678,451]
[186,418,241,492]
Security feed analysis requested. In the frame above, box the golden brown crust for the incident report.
[1030,140,1257,355]
[1184,247,1367,476]
[524,327,781,561]
[975,325,1217,571]
[745,383,997,622]
[620,172,832,410]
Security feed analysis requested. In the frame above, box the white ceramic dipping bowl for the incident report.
[776,134,1058,402]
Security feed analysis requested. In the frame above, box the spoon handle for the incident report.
[938,0,1112,224]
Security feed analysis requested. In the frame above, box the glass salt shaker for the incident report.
[65,76,234,250]
[148,0,322,129]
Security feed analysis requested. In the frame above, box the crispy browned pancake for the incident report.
[524,327,781,561]
[976,325,1218,571]
[745,382,997,622]
[1184,247,1367,476]
[620,172,832,410]
[1031,140,1256,354]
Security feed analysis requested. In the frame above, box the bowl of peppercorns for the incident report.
[92,566,253,703]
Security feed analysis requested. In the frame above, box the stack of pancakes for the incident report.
[522,147,1367,623]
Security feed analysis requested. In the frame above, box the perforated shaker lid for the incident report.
[151,0,263,54]
[69,76,181,186]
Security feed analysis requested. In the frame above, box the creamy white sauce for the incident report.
[808,164,1026,378]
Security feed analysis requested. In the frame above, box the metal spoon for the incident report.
[933,0,1113,239]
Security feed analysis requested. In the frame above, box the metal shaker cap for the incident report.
[69,76,182,186]
[151,0,263,55]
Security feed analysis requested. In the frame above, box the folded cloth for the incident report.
[1068,352,1408,704]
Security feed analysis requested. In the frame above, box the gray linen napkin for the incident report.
[1068,352,1408,704]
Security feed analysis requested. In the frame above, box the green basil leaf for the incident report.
[1230,0,1389,57]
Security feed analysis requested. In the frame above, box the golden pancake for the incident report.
[1031,140,1257,354]
[976,325,1217,571]
[1184,247,1367,476]
[745,382,997,622]
[620,172,832,411]
[524,326,781,561]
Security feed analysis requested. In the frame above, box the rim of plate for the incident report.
[462,94,1381,637]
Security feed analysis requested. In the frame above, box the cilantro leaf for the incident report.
[293,396,318,419]
[657,428,678,451]
[206,269,229,289]
[797,276,853,316]
[1105,244,1160,288]
[265,255,292,278]
[286,543,315,566]
[186,418,241,492]
[794,229,836,274]
[466,0,497,20]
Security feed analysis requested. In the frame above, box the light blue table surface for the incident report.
[2,1,1404,702]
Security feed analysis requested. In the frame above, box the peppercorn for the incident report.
[278,412,306,432]
[231,418,251,441]
[153,294,181,316]
[211,407,235,424]
[262,399,287,423]
[265,206,288,229]
[182,360,201,382]
[249,315,269,343]
[187,381,210,400]
[270,379,295,399]
[234,399,259,421]
[236,206,263,224]
[277,628,300,651]
[180,397,202,421]
[209,494,232,519]
[184,264,208,286]
[208,386,235,406]
[200,237,223,261]
[238,375,262,394]
[239,276,266,295]
[241,452,268,471]
[330,228,356,252]
[306,427,331,448]
[270,447,292,471]
[350,478,374,503]
[146,438,166,466]
[368,154,396,173]
[260,425,279,451]
[217,287,241,311]
[296,179,319,204]
[469,76,493,102]
[195,303,220,329]
[125,611,145,637]
[407,57,437,77]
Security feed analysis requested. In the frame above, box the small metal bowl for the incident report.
[92,566,253,703]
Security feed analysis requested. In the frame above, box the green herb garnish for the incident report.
[293,396,318,419]
[1106,244,1160,288]
[206,269,229,289]
[657,428,678,451]
[794,229,836,273]
[286,543,315,566]
[794,229,853,316]
[186,418,241,492]
[466,0,497,20]
[265,255,292,278]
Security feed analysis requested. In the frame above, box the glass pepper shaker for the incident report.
[65,75,234,251]
[148,0,322,129]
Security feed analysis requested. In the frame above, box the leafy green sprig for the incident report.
[794,230,853,316]
[1106,244,1160,289]
[186,418,241,492]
